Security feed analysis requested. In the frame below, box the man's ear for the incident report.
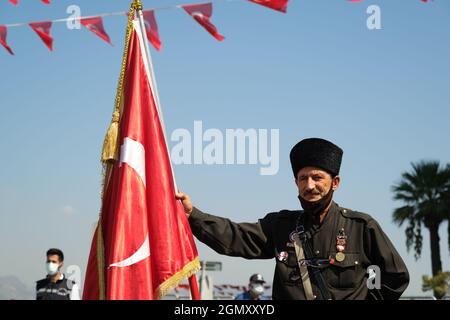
[59,262,64,269]
[332,175,341,191]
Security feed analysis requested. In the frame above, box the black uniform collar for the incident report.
[302,201,338,226]
[300,201,339,238]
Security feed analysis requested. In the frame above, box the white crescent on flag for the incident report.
[109,137,150,268]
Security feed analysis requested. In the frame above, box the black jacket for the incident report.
[189,201,409,300]
[36,275,74,300]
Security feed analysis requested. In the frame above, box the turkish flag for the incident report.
[142,10,162,51]
[248,0,289,13]
[80,17,112,46]
[83,17,200,300]
[0,26,14,55]
[29,21,53,51]
[183,3,225,41]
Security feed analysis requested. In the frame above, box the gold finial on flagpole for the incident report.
[132,0,142,11]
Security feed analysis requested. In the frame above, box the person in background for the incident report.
[235,273,270,300]
[36,248,80,300]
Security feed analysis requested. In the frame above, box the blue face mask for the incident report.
[46,262,60,276]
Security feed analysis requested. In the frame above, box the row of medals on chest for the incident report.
[278,228,348,264]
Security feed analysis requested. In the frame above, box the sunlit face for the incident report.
[296,166,340,202]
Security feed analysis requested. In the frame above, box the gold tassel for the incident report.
[101,111,120,162]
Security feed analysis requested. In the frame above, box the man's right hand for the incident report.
[175,192,193,218]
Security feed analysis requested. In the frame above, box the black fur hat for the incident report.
[289,138,343,178]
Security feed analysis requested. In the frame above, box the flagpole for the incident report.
[134,0,201,301]
[189,275,201,300]
[134,2,179,192]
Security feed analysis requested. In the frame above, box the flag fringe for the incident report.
[154,257,201,299]
[96,221,106,299]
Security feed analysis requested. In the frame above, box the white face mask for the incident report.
[249,283,264,296]
[46,262,60,276]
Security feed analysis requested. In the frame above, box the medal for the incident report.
[277,251,289,262]
[335,252,345,262]
[335,228,347,262]
[289,231,298,242]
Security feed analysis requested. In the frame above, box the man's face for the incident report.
[46,255,62,268]
[295,166,340,202]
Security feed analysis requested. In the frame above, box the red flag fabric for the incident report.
[0,26,14,55]
[183,3,224,41]
[29,21,53,51]
[80,17,112,46]
[41,0,50,4]
[248,0,289,13]
[142,10,162,51]
[83,17,200,300]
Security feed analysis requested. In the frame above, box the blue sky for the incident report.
[1,0,450,298]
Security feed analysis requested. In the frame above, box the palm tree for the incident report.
[392,161,450,278]
[444,164,450,258]
[422,272,450,299]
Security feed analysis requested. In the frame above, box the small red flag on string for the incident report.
[142,10,162,51]
[80,17,113,46]
[29,21,53,51]
[248,0,289,13]
[0,26,14,55]
[8,0,50,5]
[183,3,224,41]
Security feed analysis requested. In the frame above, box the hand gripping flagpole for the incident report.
[133,0,201,301]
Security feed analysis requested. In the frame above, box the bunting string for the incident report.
[3,0,285,28]
[0,0,289,55]
[0,0,431,55]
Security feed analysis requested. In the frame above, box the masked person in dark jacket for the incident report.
[235,274,270,300]
[176,138,409,300]
[36,248,80,300]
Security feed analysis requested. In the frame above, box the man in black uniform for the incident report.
[36,248,80,300]
[176,138,409,300]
